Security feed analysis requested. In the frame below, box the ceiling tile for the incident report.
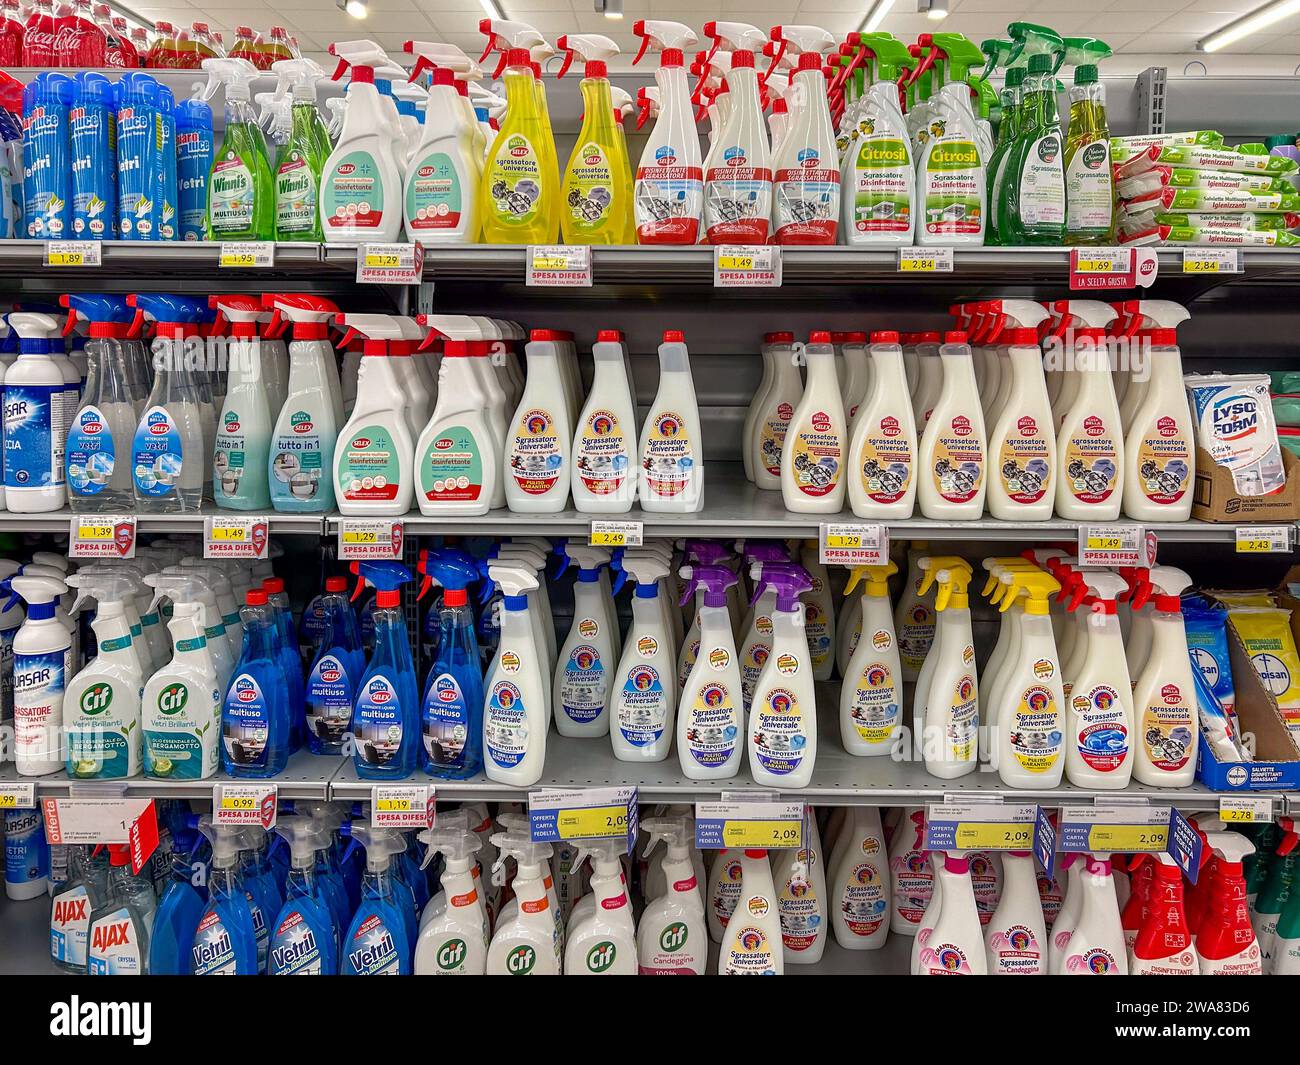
[1159,10,1249,33]
[1085,10,1171,31]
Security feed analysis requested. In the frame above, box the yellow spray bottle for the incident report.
[555,33,633,245]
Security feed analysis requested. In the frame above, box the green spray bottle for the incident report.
[984,66,1023,245]
[270,58,331,242]
[1062,37,1114,245]
[201,58,274,241]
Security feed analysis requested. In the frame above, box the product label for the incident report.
[929,415,984,503]
[1065,945,1122,975]
[191,909,239,974]
[849,133,912,235]
[484,134,542,228]
[345,912,400,974]
[777,847,822,952]
[1066,140,1112,233]
[684,681,738,769]
[712,855,742,930]
[213,408,252,500]
[5,383,69,489]
[87,909,143,975]
[634,145,703,243]
[892,851,933,926]
[898,599,935,677]
[637,919,699,974]
[788,411,842,497]
[306,654,353,749]
[751,686,809,776]
[856,418,913,503]
[575,409,629,495]
[704,145,772,243]
[208,151,255,234]
[757,400,794,477]
[221,673,273,772]
[509,408,563,496]
[1008,678,1063,774]
[616,664,668,748]
[740,624,772,709]
[14,647,69,768]
[1135,422,1192,505]
[1140,684,1194,772]
[486,679,529,770]
[50,883,91,967]
[970,853,1000,925]
[922,137,983,236]
[419,425,484,504]
[563,141,616,233]
[422,673,470,771]
[722,921,777,974]
[66,404,115,496]
[559,640,607,726]
[937,673,978,763]
[275,150,319,235]
[322,150,386,234]
[0,629,15,723]
[988,923,1042,974]
[145,676,218,780]
[773,148,839,242]
[641,411,695,499]
[1063,419,1120,504]
[804,584,832,674]
[353,674,405,770]
[1018,134,1065,227]
[1073,684,1130,773]
[847,656,901,747]
[271,409,326,505]
[66,680,133,780]
[269,910,326,975]
[841,856,887,939]
[131,405,184,498]
[996,416,1052,503]
[337,423,401,502]
[406,151,462,233]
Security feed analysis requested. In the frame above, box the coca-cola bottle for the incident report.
[0,0,23,65]
[54,0,105,67]
[127,23,148,66]
[21,0,57,67]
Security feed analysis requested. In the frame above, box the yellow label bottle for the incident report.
[479,51,559,244]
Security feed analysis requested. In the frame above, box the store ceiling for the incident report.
[121,0,1300,60]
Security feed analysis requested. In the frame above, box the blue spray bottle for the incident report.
[156,84,178,240]
[268,817,339,975]
[238,826,284,971]
[305,574,363,756]
[114,72,164,240]
[69,72,117,240]
[174,95,212,242]
[262,576,305,749]
[341,820,418,947]
[221,586,291,778]
[282,798,353,930]
[21,71,74,239]
[190,816,259,975]
[348,561,419,780]
[418,548,485,779]
[339,826,412,974]
[148,822,206,975]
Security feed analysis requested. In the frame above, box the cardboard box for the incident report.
[1196,620,1300,790]
[1191,444,1300,523]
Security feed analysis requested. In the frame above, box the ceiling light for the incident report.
[919,0,949,20]
[596,0,623,19]
[336,0,367,19]
[478,0,504,19]
[862,0,898,33]
[1199,0,1300,52]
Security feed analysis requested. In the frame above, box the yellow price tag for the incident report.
[210,525,247,542]
[952,821,1034,850]
[77,523,114,540]
[591,530,625,547]
[1087,535,1124,551]
[48,251,84,266]
[554,805,629,839]
[1239,538,1272,553]
[365,253,400,268]
[826,533,862,549]
[1221,806,1256,823]
[376,796,413,813]
[722,819,803,849]
[719,254,755,271]
[533,256,570,271]
[220,795,257,811]
[220,252,255,268]
[0,794,19,809]
[1075,257,1117,273]
[899,256,937,272]
[1088,824,1168,852]
[343,530,378,544]
[1183,258,1219,274]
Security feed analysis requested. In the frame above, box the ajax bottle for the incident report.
[418,550,484,779]
[637,816,706,973]
[340,827,412,974]
[572,329,637,513]
[142,600,221,780]
[1129,566,1199,787]
[483,562,547,787]
[677,564,743,781]
[210,295,272,510]
[983,850,1046,974]
[9,574,70,776]
[4,311,72,513]
[50,843,97,972]
[221,587,291,779]
[639,330,703,512]
[840,561,904,756]
[985,300,1055,519]
[201,58,273,240]
[781,332,846,512]
[717,848,784,974]
[610,552,676,762]
[413,811,488,974]
[348,562,418,779]
[773,808,827,964]
[86,845,153,975]
[918,331,987,519]
[829,806,890,950]
[848,330,918,517]
[505,329,572,513]
[486,831,560,974]
[402,51,480,244]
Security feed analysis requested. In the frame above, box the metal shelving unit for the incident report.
[0,507,326,536]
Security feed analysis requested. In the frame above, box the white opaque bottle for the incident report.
[402,63,482,244]
[773,809,827,965]
[571,330,637,513]
[986,302,1055,520]
[918,853,987,974]
[748,332,801,491]
[919,564,979,780]
[609,555,676,763]
[676,566,743,781]
[505,330,573,514]
[780,332,846,513]
[1131,566,1199,787]
[829,806,890,950]
[639,330,703,513]
[839,563,904,756]
[746,570,816,789]
[553,547,615,739]
[848,331,918,518]
[1064,572,1134,789]
[482,565,547,788]
[1061,853,1128,975]
[918,332,987,520]
[984,851,1047,974]
[717,849,783,974]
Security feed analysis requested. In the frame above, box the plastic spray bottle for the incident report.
[638,816,706,973]
[781,331,846,512]
[553,544,615,738]
[21,72,74,240]
[1060,852,1128,974]
[848,330,918,517]
[505,328,572,513]
[347,561,418,780]
[191,816,259,974]
[483,561,547,787]
[995,40,1066,245]
[610,552,676,762]
[1129,566,1199,787]
[829,806,890,950]
[1062,38,1114,245]
[639,330,703,513]
[221,587,291,779]
[983,849,1046,974]
[401,49,480,244]
[142,600,221,780]
[486,831,560,974]
[564,837,637,974]
[677,564,743,780]
[914,559,977,779]
[86,845,152,975]
[413,810,488,974]
[301,577,360,758]
[200,58,272,240]
[209,294,271,509]
[267,817,339,975]
[748,332,801,491]
[918,331,987,519]
[267,58,328,242]
[717,847,783,973]
[340,826,411,974]
[9,573,70,776]
[418,550,483,779]
[840,561,903,756]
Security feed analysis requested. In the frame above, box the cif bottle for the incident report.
[348,562,418,780]
[221,587,291,779]
[142,601,221,779]
[639,330,703,512]
[677,565,743,780]
[848,330,918,517]
[985,300,1055,519]
[701,22,771,243]
[718,849,783,974]
[505,329,572,513]
[840,561,904,756]
[1130,566,1199,787]
[637,816,706,974]
[9,574,70,776]
[572,330,637,513]
[485,832,560,974]
[483,562,547,787]
[210,295,271,510]
[564,838,637,974]
[418,550,484,779]
[340,827,412,974]
[4,312,71,513]
[918,332,987,519]
[781,332,846,513]
[199,59,273,240]
[413,812,489,974]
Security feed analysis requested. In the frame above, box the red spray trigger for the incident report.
[556,35,575,78]
[633,21,650,64]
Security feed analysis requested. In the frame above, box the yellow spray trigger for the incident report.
[917,555,973,597]
[980,557,1039,599]
[1000,571,1061,614]
[933,567,972,612]
[845,560,898,597]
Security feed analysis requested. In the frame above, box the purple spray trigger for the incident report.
[684,539,731,565]
[678,564,739,609]
[753,561,814,612]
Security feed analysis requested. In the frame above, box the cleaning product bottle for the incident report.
[572,329,637,513]
[505,328,572,513]
[148,827,205,975]
[483,561,547,786]
[918,852,986,974]
[209,294,271,510]
[86,845,152,975]
[781,331,846,513]
[1196,832,1262,975]
[554,34,631,245]
[917,331,987,519]
[63,574,143,780]
[772,809,827,964]
[266,58,327,242]
[50,843,98,972]
[1255,824,1298,967]
[717,848,783,974]
[677,564,743,781]
[413,811,488,974]
[301,577,360,758]
[199,58,272,240]
[4,312,71,514]
[141,601,221,780]
[339,826,411,975]
[332,313,414,516]
[1130,566,1199,787]
[609,552,675,762]
[996,47,1065,245]
[749,332,801,491]
[564,837,637,974]
[985,300,1054,519]
[21,72,74,240]
[1131,853,1198,975]
[747,563,816,788]
[347,561,418,780]
[401,50,480,244]
[917,559,978,779]
[191,816,258,974]
[631,20,702,243]
[553,544,614,738]
[840,561,903,756]
[267,817,338,975]
[477,20,558,244]
[983,850,1045,974]
[895,544,937,684]
[5,806,47,902]
[417,550,483,779]
[829,806,890,950]
[221,587,291,779]
[485,831,560,974]
[913,59,986,242]
[9,573,69,776]
[68,72,117,241]
[890,808,933,935]
[1061,852,1128,974]
[639,330,703,513]
[637,815,706,973]
[174,92,213,241]
[1116,301,1194,521]
[849,330,917,517]
[1062,38,1114,245]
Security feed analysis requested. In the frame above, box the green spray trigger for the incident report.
[1005,22,1066,73]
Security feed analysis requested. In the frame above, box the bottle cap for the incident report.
[246,589,268,606]
[808,330,832,343]
[663,329,685,342]
[871,330,899,343]
[944,330,968,343]
[596,328,622,341]
[263,577,285,594]
[325,577,347,592]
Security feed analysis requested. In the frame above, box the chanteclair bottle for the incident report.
[917,331,987,520]
[889,808,934,936]
[572,329,637,513]
[482,562,547,787]
[609,552,676,762]
[829,806,890,950]
[748,332,801,491]
[918,852,987,974]
[848,331,918,518]
[781,331,847,513]
[505,329,572,513]
[552,544,615,739]
[676,564,743,781]
[915,559,978,780]
[840,561,903,756]
[771,808,827,965]
[983,850,1046,974]
[639,330,703,513]
[717,848,783,974]
[1115,300,1194,521]
[1059,852,1128,975]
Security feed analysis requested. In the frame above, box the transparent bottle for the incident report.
[67,331,137,513]
[133,332,206,512]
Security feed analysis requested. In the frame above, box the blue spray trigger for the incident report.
[347,560,413,602]
[610,548,629,594]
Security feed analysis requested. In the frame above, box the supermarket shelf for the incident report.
[0,507,326,536]
[0,239,326,279]
[0,750,341,800]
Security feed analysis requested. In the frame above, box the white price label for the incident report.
[219,241,275,268]
[1077,523,1146,567]
[0,783,36,809]
[68,515,136,559]
[1183,248,1240,275]
[898,246,953,273]
[714,244,782,287]
[1219,795,1273,824]
[527,244,592,287]
[1057,803,1171,852]
[337,519,404,560]
[819,522,888,565]
[356,242,423,284]
[589,520,642,548]
[1235,525,1291,554]
[924,802,1039,852]
[212,784,278,829]
[42,797,153,845]
[695,800,804,849]
[371,785,435,829]
[45,240,102,267]
[204,516,270,559]
[529,786,637,845]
